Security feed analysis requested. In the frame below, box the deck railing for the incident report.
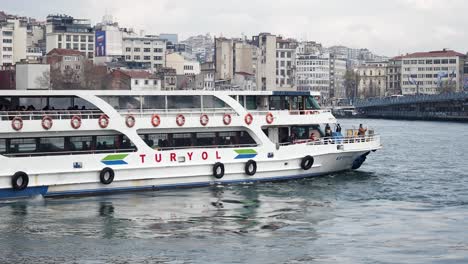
[279,134,380,147]
[0,110,104,121]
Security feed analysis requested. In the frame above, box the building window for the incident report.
[441,59,448,64]
[144,80,149,85]
[144,48,151,52]
[73,43,79,50]
[126,47,131,52]
[153,56,162,60]
[80,44,86,51]
[134,56,140,60]
[80,35,87,42]
[58,43,62,49]
[2,39,12,43]
[76,65,81,70]
[66,43,71,49]
[135,80,139,85]
[88,36,94,42]
[58,35,62,41]
[449,59,457,64]
[66,35,71,42]
[134,48,140,52]
[73,35,79,42]
[143,56,151,60]
[125,55,131,60]
[88,44,93,50]
[153,48,163,53]
[434,59,441,64]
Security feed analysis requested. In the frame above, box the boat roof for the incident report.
[0,90,320,97]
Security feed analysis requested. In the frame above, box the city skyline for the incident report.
[2,0,468,57]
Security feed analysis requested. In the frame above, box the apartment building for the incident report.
[0,17,27,66]
[296,53,331,98]
[45,15,95,59]
[400,50,465,95]
[276,37,297,90]
[123,35,166,72]
[251,33,276,91]
[357,61,388,98]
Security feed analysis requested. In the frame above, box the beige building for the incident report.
[400,50,465,95]
[166,52,200,76]
[0,18,27,66]
[214,38,256,82]
[357,61,388,98]
[252,33,276,91]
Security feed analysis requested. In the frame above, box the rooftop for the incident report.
[401,50,465,59]
[46,48,84,56]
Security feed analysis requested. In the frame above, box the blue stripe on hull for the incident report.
[235,154,257,159]
[0,186,48,199]
[0,170,348,200]
[101,160,128,166]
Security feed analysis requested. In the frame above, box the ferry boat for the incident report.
[0,90,381,199]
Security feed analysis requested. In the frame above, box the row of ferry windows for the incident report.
[99,95,228,110]
[0,131,256,155]
[0,96,98,111]
[141,131,256,149]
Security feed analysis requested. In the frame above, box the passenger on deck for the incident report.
[309,132,316,141]
[325,124,332,137]
[358,124,367,137]
[335,124,342,133]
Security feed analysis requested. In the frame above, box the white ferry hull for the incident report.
[0,140,380,199]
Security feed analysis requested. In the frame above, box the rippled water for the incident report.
[1,119,467,264]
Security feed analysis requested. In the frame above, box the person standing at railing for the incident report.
[325,124,332,138]
[358,124,367,142]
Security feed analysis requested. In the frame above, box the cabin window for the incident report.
[196,132,216,146]
[305,96,321,110]
[246,96,257,110]
[202,96,227,109]
[218,132,238,145]
[172,133,193,147]
[96,135,118,150]
[0,139,6,153]
[100,96,141,110]
[69,136,93,151]
[39,137,65,152]
[167,96,201,109]
[9,138,38,154]
[142,96,165,109]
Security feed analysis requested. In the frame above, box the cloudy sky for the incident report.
[2,0,467,56]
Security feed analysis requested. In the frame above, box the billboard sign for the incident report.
[95,31,106,57]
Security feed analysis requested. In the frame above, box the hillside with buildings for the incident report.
[1,10,467,105]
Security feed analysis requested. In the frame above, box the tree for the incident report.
[35,70,51,89]
[344,70,360,99]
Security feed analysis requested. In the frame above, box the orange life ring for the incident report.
[200,114,209,126]
[176,114,185,126]
[244,113,253,125]
[223,113,232,125]
[151,114,161,127]
[41,115,53,130]
[266,112,274,124]
[98,114,109,128]
[11,116,23,131]
[126,115,136,128]
[70,115,82,129]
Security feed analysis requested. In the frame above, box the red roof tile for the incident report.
[47,48,85,56]
[401,50,465,59]
[118,70,154,79]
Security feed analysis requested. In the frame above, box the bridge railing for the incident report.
[354,92,468,108]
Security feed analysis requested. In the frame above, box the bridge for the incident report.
[353,92,468,122]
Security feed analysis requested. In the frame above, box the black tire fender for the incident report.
[300,156,314,170]
[213,162,225,179]
[12,171,29,191]
[244,160,257,176]
[100,167,115,185]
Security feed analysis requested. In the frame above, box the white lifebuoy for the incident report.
[244,113,253,125]
[98,114,109,128]
[176,114,185,126]
[41,115,53,130]
[223,114,232,125]
[151,114,161,127]
[266,112,274,124]
[11,117,23,131]
[200,114,209,126]
[70,115,82,129]
[126,115,136,128]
